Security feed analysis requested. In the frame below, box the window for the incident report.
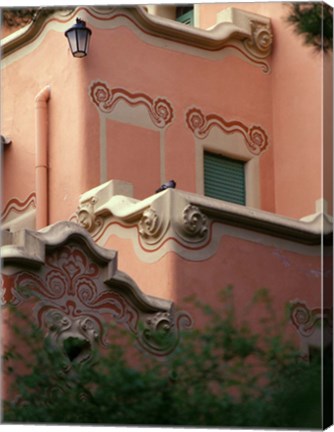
[145,5,196,26]
[204,152,246,205]
[176,6,194,25]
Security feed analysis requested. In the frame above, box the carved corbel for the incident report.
[138,310,192,356]
[76,196,103,234]
[244,21,273,59]
[175,203,209,244]
[138,205,169,246]
[45,310,100,365]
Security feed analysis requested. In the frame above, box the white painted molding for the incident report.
[73,182,331,264]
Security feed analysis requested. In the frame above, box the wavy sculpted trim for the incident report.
[89,81,174,129]
[1,192,36,221]
[186,107,269,155]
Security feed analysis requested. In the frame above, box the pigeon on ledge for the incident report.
[155,180,176,194]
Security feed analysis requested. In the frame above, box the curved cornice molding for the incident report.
[1,221,116,268]
[73,181,332,265]
[2,6,272,72]
[75,182,211,249]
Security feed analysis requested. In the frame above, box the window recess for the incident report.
[176,6,194,25]
[204,152,246,205]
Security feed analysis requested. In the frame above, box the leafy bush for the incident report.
[286,2,333,53]
[2,287,323,427]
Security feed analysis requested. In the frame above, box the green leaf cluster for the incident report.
[2,287,324,428]
[286,2,333,53]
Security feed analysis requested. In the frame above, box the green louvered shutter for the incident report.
[176,7,194,25]
[204,152,246,205]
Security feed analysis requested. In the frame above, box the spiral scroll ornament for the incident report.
[142,312,174,353]
[138,207,167,245]
[186,108,206,135]
[248,126,268,154]
[90,81,113,111]
[244,22,273,58]
[290,301,331,338]
[76,197,103,234]
[182,205,208,240]
[151,98,174,128]
[139,310,193,356]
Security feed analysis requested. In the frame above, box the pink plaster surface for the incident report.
[1,4,330,407]
[2,4,327,223]
[83,23,273,202]
[197,2,328,218]
[106,121,161,199]
[104,230,322,319]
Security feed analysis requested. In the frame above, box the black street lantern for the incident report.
[65,18,92,58]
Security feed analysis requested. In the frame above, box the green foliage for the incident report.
[2,287,323,427]
[286,2,333,53]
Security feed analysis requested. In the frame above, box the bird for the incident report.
[155,180,176,194]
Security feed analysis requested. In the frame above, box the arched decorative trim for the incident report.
[186,107,269,156]
[89,81,174,129]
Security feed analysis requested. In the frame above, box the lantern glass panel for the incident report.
[77,28,89,54]
[66,29,78,54]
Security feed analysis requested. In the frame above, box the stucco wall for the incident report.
[197,2,329,218]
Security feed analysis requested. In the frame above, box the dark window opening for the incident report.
[176,5,194,25]
[204,152,246,205]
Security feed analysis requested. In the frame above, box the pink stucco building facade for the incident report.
[1,2,333,406]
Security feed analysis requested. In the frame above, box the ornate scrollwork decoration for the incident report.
[2,223,195,358]
[175,204,209,244]
[183,204,209,239]
[76,196,103,234]
[139,310,193,356]
[290,301,333,337]
[89,81,174,129]
[151,98,174,128]
[138,207,168,245]
[45,310,100,365]
[244,21,273,58]
[248,125,268,154]
[89,81,113,110]
[186,107,269,155]
[186,107,206,135]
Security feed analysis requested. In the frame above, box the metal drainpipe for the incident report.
[35,86,51,230]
